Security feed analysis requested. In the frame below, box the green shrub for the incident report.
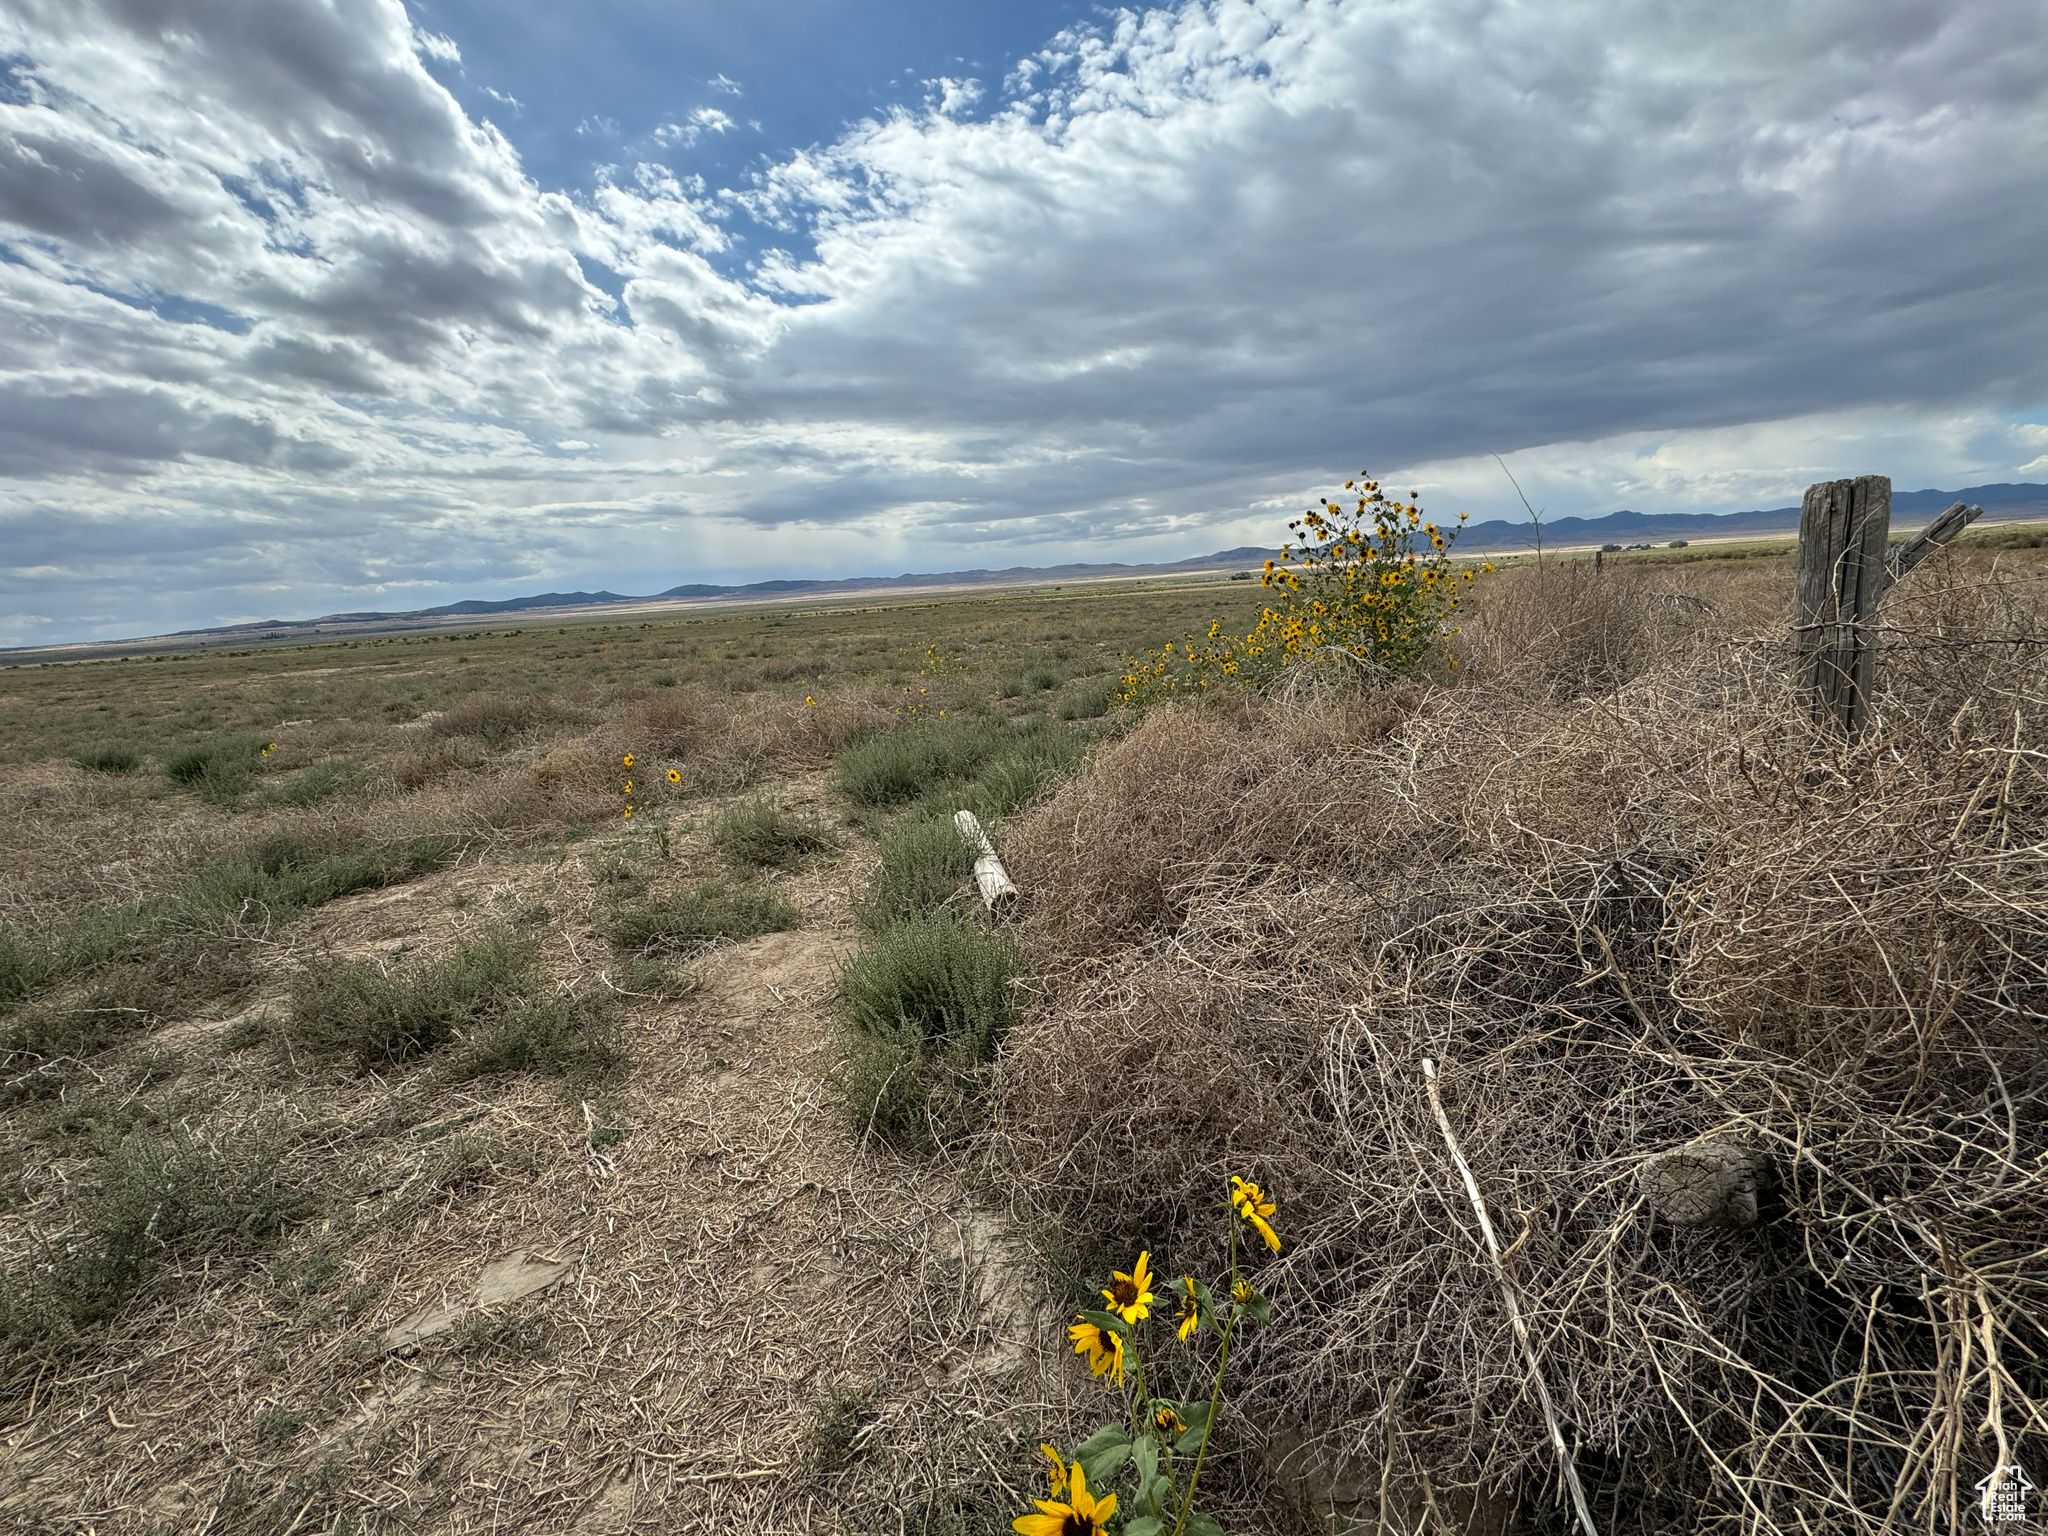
[73,744,140,774]
[0,834,459,1072]
[807,1386,878,1473]
[841,916,1019,1048]
[164,734,272,803]
[0,1123,310,1390]
[1056,676,1116,721]
[0,930,54,1008]
[600,880,800,953]
[837,917,1019,1152]
[432,695,551,750]
[3,943,262,1102]
[264,759,366,808]
[617,956,696,1000]
[1025,664,1062,692]
[713,800,840,870]
[442,991,623,1087]
[833,719,1009,808]
[858,815,975,932]
[285,928,535,1066]
[908,727,1087,822]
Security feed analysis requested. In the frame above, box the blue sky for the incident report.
[411,0,1099,230]
[2,0,2046,642]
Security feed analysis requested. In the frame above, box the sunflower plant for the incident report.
[1018,1176,1282,1536]
[1119,474,1488,701]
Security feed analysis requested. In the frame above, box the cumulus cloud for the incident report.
[2,0,2046,641]
[653,107,735,148]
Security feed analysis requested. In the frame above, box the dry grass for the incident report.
[11,552,2040,1532]
[993,552,2048,1532]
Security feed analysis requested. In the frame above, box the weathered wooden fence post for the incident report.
[1795,476,1891,736]
[1795,477,1985,736]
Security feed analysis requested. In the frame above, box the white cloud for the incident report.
[707,73,742,96]
[2,0,2046,641]
[653,107,735,148]
[413,27,460,64]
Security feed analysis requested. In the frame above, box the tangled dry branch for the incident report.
[993,556,2048,1533]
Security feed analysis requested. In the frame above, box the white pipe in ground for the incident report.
[954,810,1019,915]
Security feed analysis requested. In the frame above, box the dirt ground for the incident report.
[1,777,1082,1536]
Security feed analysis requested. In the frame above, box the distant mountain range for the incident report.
[1454,481,2048,552]
[167,545,1281,639]
[8,483,2044,663]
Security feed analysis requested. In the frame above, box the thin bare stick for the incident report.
[1423,1057,1601,1536]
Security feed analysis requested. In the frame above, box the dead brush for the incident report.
[638,682,893,793]
[992,557,2048,1532]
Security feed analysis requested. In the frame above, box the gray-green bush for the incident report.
[857,815,976,933]
[600,880,801,953]
[833,719,1009,807]
[713,800,840,870]
[286,928,535,1066]
[164,734,273,803]
[836,916,1019,1151]
[73,744,140,774]
[0,1123,311,1390]
[1,833,462,1094]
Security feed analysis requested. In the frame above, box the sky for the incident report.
[2,0,2046,644]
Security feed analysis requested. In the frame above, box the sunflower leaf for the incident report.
[1078,1307,1132,1340]
[1124,1520,1166,1536]
[1141,1473,1176,1516]
[1078,1440,1130,1486]
[1184,1513,1228,1536]
[1175,1400,1215,1456]
[1133,1434,1159,1484]
[1075,1423,1130,1458]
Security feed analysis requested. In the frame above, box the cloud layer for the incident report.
[3,0,2046,639]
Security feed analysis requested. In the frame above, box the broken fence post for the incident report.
[1638,1137,1770,1230]
[1794,475,1892,737]
[954,810,1019,916]
[1794,480,1986,738]
[1887,498,1985,583]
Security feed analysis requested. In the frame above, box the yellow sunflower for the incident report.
[1038,1444,1068,1500]
[667,769,681,783]
[1013,1458,1116,1536]
[622,805,634,819]
[1230,1175,1282,1253]
[1101,1251,1153,1325]
[1153,1404,1186,1437]
[1068,1318,1124,1384]
[1170,1276,1203,1342]
[621,753,635,768]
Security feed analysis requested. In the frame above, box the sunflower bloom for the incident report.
[622,806,634,819]
[1038,1444,1068,1500]
[621,754,635,768]
[1171,1276,1203,1342]
[1101,1251,1154,1325]
[667,769,681,783]
[1013,1458,1116,1536]
[1154,1404,1186,1437]
[1231,1175,1282,1253]
[1068,1318,1124,1384]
